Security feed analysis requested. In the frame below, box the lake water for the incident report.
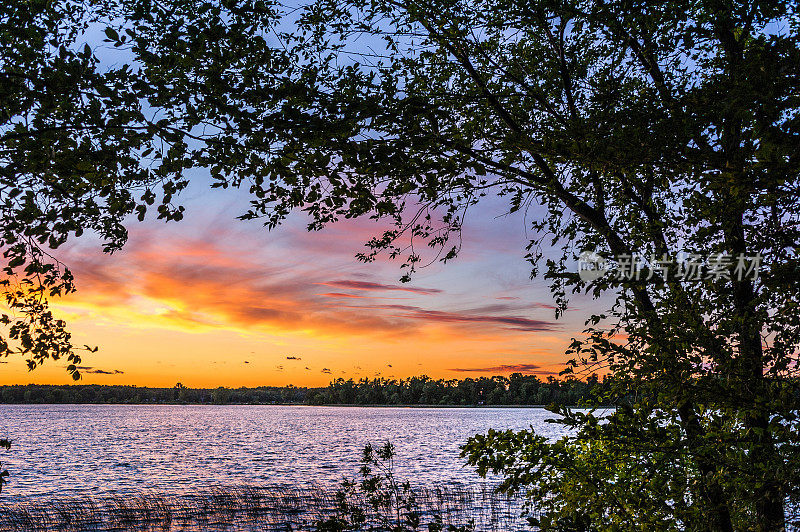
[0,405,571,501]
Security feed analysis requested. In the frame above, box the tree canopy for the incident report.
[0,375,603,405]
[2,0,799,529]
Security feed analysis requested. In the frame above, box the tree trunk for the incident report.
[738,315,786,531]
[678,403,735,532]
[728,214,786,530]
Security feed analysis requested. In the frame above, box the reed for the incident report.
[0,485,529,531]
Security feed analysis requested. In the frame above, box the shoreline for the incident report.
[0,402,586,408]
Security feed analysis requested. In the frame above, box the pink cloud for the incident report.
[448,363,560,375]
[54,226,558,339]
[315,280,442,295]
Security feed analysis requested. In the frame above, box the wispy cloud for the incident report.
[448,363,558,374]
[315,280,442,295]
[33,212,578,387]
[56,235,557,338]
[76,366,124,375]
[317,292,372,299]
[340,303,557,332]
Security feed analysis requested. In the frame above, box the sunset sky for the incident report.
[2,173,606,387]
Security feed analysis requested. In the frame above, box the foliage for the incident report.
[0,376,604,405]
[0,384,311,404]
[2,0,800,529]
[235,0,796,529]
[0,0,199,377]
[463,411,696,530]
[317,442,476,532]
[308,374,606,406]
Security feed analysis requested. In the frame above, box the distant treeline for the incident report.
[0,384,309,405]
[0,374,606,406]
[306,374,606,406]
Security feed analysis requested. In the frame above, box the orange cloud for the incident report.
[0,215,576,387]
[54,231,559,340]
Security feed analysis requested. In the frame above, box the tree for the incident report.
[0,0,200,378]
[0,0,296,376]
[129,0,795,528]
[2,0,799,528]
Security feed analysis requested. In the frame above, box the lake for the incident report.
[0,405,572,501]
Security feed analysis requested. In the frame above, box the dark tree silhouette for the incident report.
[2,0,799,528]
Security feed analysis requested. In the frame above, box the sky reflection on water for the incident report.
[0,405,574,501]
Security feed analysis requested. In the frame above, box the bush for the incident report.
[318,442,476,531]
